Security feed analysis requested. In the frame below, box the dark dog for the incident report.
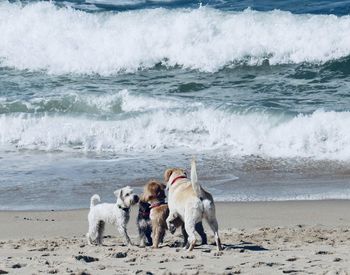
[136,197,153,247]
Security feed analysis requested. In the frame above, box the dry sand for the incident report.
[0,201,350,274]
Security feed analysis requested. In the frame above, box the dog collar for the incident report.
[150,200,166,209]
[118,205,129,212]
[170,175,187,185]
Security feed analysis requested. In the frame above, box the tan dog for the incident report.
[143,180,208,249]
[164,159,222,251]
[143,180,169,248]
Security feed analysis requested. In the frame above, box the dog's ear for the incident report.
[139,193,146,202]
[142,185,152,202]
[157,184,166,199]
[114,189,123,199]
[164,168,174,183]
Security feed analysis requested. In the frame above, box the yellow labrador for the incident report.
[164,158,222,251]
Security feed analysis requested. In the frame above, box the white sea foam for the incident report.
[1,99,350,160]
[1,2,350,74]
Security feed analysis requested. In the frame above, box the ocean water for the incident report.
[1,0,350,210]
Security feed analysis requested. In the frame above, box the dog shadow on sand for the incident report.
[99,236,268,252]
[165,240,268,252]
[222,241,268,252]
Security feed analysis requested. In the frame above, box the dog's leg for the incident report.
[206,216,222,251]
[152,228,160,248]
[87,221,99,245]
[137,223,146,247]
[117,225,132,246]
[86,233,93,246]
[184,220,197,252]
[166,211,178,234]
[97,221,105,245]
[159,227,166,244]
[145,226,153,246]
[151,219,160,248]
[204,202,222,251]
[181,223,189,249]
[195,222,207,245]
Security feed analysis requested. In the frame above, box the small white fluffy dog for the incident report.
[86,186,139,246]
[165,158,222,251]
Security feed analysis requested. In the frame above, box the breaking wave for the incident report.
[1,91,349,160]
[1,2,350,74]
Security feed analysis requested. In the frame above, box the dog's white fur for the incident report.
[165,159,222,251]
[86,186,139,246]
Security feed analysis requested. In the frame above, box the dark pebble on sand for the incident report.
[181,255,195,259]
[125,257,136,263]
[11,264,22,269]
[75,255,99,263]
[214,251,223,256]
[334,257,342,262]
[113,252,127,258]
[315,251,332,255]
[0,270,8,274]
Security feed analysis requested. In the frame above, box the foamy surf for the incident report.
[1,0,350,209]
[1,2,350,74]
[1,98,349,161]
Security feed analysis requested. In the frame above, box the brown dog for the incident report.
[143,180,207,248]
[142,180,168,248]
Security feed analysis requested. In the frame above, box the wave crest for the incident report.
[1,2,350,74]
[1,106,350,160]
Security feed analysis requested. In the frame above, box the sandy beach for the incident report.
[1,200,350,274]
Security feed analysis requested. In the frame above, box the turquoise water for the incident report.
[1,1,350,209]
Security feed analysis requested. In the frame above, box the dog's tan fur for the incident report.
[143,180,168,248]
[165,159,222,251]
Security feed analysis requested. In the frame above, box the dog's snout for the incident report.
[134,195,139,203]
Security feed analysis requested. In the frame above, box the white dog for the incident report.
[86,186,139,246]
[164,159,222,251]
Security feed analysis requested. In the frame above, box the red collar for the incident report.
[150,201,166,209]
[170,175,187,185]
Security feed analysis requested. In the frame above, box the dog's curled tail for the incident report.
[191,157,202,198]
[90,194,100,208]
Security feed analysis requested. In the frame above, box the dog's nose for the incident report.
[134,195,139,203]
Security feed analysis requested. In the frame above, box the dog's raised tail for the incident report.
[191,157,202,198]
[90,194,100,208]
